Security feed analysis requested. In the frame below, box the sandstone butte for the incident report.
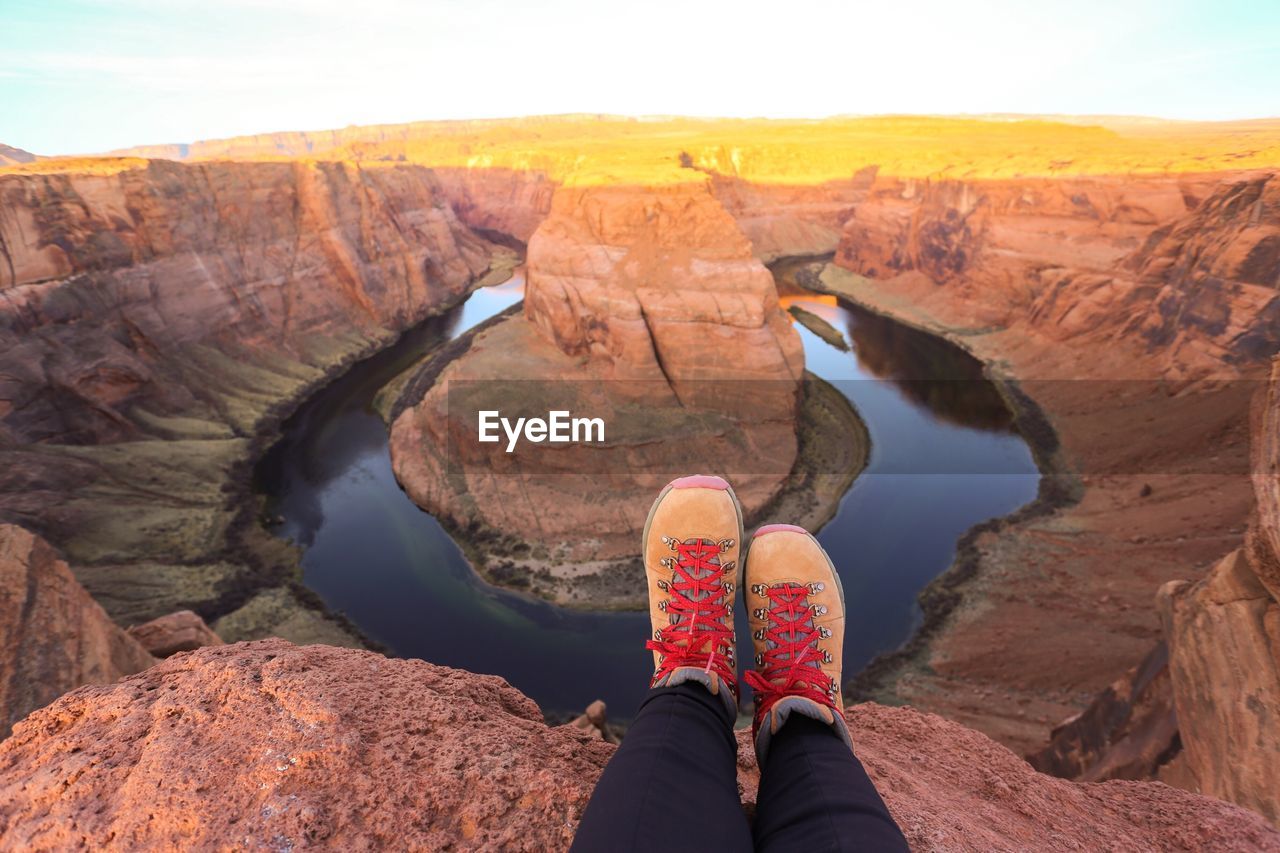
[2,114,1280,837]
[386,176,813,606]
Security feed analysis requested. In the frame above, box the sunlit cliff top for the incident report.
[5,115,1279,182]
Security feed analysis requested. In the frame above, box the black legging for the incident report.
[571,683,908,852]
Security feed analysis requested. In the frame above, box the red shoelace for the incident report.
[744,582,836,718]
[646,538,737,695]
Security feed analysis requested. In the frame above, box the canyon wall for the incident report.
[770,169,1276,758]
[0,159,494,444]
[431,167,556,244]
[2,639,1278,851]
[0,523,153,739]
[0,159,502,642]
[818,170,1280,378]
[1157,356,1280,824]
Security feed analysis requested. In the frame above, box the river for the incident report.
[255,268,1039,719]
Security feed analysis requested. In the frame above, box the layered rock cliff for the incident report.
[0,523,153,739]
[790,170,1276,757]
[0,159,503,643]
[2,640,1277,851]
[1156,356,1280,824]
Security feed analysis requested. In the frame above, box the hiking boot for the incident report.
[744,523,853,762]
[642,474,743,717]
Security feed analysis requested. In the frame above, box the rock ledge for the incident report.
[2,641,1277,851]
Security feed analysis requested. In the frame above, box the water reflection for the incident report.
[843,309,1016,433]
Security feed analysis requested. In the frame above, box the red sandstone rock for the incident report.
[1,641,1275,851]
[433,166,556,243]
[0,159,502,643]
[1160,551,1280,825]
[0,641,614,850]
[737,704,1280,850]
[564,699,619,744]
[1249,358,1280,601]
[1026,641,1178,783]
[1157,357,1280,825]
[0,160,495,445]
[825,170,1280,381]
[126,609,223,657]
[523,178,803,390]
[0,523,153,738]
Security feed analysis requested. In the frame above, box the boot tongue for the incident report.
[766,585,822,673]
[669,538,721,628]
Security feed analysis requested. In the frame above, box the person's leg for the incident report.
[744,524,908,852]
[753,715,906,852]
[572,475,752,853]
[571,682,752,852]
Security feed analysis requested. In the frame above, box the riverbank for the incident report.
[783,260,1079,687]
[800,259,1257,755]
[74,249,520,650]
[217,253,524,643]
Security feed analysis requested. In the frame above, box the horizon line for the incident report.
[16,111,1280,160]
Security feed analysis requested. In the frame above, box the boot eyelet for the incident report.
[753,629,764,640]
[657,600,667,612]
[812,604,827,616]
[819,627,832,639]
[753,608,767,619]
[823,650,833,664]
[751,584,767,596]
[808,581,825,593]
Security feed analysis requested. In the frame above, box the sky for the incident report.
[2,0,1279,156]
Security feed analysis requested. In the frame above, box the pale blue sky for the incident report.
[2,0,1279,156]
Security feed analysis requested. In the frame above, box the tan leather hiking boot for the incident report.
[642,474,743,716]
[744,523,853,762]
